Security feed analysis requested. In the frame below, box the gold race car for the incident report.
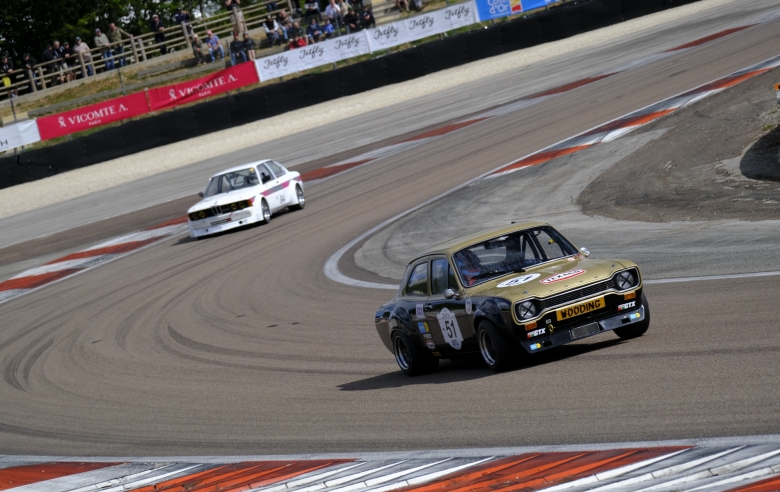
[374,222,649,375]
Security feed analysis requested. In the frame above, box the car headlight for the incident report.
[515,300,539,320]
[615,270,638,290]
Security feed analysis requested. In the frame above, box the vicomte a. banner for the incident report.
[0,120,41,151]
[475,0,552,21]
[37,92,150,140]
[148,63,259,111]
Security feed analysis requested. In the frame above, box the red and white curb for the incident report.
[3,445,780,492]
[0,217,187,305]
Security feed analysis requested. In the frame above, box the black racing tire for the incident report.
[477,320,520,372]
[289,185,305,211]
[258,199,271,225]
[391,331,438,376]
[614,293,650,340]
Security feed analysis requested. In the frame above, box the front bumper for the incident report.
[188,209,256,238]
[519,305,646,354]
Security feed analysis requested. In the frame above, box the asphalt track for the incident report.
[1,0,780,456]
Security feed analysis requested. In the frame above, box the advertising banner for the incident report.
[37,92,150,140]
[435,1,479,31]
[255,31,370,82]
[366,22,413,52]
[148,63,258,111]
[476,0,553,21]
[0,120,41,151]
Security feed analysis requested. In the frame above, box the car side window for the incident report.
[431,259,458,295]
[266,161,286,177]
[257,164,273,184]
[405,263,428,297]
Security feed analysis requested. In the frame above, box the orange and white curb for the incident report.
[0,217,188,305]
[3,443,780,492]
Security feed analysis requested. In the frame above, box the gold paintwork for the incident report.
[413,222,642,325]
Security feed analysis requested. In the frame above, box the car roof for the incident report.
[209,160,273,178]
[414,221,551,260]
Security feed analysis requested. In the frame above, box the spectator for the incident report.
[322,19,336,38]
[205,31,225,62]
[276,11,293,40]
[411,0,424,11]
[191,34,207,64]
[225,0,247,36]
[150,14,167,55]
[349,0,364,11]
[263,16,281,46]
[242,32,256,60]
[307,19,324,43]
[229,34,247,65]
[41,44,57,72]
[395,0,410,13]
[94,28,114,70]
[59,41,76,81]
[174,8,192,35]
[73,37,94,76]
[325,0,342,26]
[289,22,305,40]
[289,33,307,49]
[267,0,278,12]
[1,56,13,90]
[361,6,376,28]
[304,0,321,24]
[21,53,39,91]
[338,0,349,19]
[108,23,125,67]
[344,8,361,33]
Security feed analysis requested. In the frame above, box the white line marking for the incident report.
[646,270,780,284]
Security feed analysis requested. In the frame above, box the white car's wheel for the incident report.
[289,184,305,211]
[259,199,271,225]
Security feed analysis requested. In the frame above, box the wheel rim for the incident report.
[479,330,497,366]
[262,201,270,221]
[393,336,411,371]
[296,186,305,207]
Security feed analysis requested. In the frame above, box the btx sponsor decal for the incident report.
[540,269,586,284]
[527,328,546,338]
[618,301,636,311]
[556,296,605,321]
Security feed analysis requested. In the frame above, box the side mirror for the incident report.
[579,247,590,257]
[198,191,204,198]
[444,288,460,300]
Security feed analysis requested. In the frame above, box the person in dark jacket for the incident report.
[343,8,361,33]
[229,35,247,65]
[242,32,256,60]
[150,14,167,54]
[1,56,14,91]
[22,53,40,91]
[361,6,375,28]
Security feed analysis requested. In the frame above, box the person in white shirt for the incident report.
[262,16,281,46]
[325,0,343,27]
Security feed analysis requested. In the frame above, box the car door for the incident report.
[426,256,477,355]
[265,160,292,210]
[394,259,436,351]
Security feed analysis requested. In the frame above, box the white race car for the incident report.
[187,160,304,238]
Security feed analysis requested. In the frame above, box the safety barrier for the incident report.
[0,0,701,190]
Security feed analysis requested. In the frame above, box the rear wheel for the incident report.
[289,185,305,211]
[392,331,437,376]
[258,199,271,225]
[478,320,520,372]
[614,293,650,340]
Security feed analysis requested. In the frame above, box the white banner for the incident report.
[0,120,41,152]
[366,23,413,52]
[255,2,479,82]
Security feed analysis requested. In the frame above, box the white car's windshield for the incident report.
[453,227,577,286]
[204,168,260,197]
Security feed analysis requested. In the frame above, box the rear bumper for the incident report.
[519,305,646,354]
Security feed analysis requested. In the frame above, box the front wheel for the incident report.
[614,293,650,340]
[258,199,271,225]
[289,184,305,211]
[478,320,520,372]
[392,331,437,376]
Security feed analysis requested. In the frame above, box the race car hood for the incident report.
[188,187,261,213]
[467,256,637,300]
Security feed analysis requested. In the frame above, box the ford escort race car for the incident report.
[374,222,649,375]
[187,160,304,238]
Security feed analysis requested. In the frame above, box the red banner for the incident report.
[148,63,259,111]
[37,92,150,140]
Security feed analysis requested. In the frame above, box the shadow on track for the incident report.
[741,125,780,181]
[339,338,624,391]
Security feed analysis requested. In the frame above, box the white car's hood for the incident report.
[188,187,260,213]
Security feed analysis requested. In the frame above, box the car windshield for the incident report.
[203,168,259,197]
[452,227,577,286]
